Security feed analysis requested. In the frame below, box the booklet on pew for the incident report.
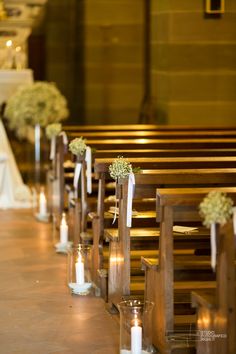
[173,225,199,234]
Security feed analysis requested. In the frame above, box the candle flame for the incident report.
[6,40,12,48]
[77,252,83,264]
[61,213,67,226]
[131,315,142,327]
[40,191,46,201]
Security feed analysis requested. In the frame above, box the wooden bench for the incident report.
[63,124,236,132]
[192,221,236,354]
[60,150,236,240]
[66,130,236,140]
[142,187,236,353]
[91,166,236,299]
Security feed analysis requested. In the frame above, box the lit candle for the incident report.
[75,252,84,285]
[131,319,142,354]
[15,46,24,70]
[60,213,68,244]
[39,190,47,216]
[5,39,13,69]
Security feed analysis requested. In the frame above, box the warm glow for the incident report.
[136,138,149,144]
[77,252,83,264]
[110,256,124,264]
[60,213,67,226]
[131,315,142,327]
[6,40,12,48]
[40,191,46,202]
[15,46,21,53]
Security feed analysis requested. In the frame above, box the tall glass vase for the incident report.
[34,123,41,188]
[118,300,155,354]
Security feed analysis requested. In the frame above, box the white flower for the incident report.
[109,156,133,180]
[5,81,69,139]
[69,137,87,156]
[46,123,62,139]
[199,191,233,227]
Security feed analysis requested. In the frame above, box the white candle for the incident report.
[75,254,84,285]
[5,39,13,69]
[131,320,142,354]
[15,46,25,70]
[60,213,68,244]
[39,191,47,216]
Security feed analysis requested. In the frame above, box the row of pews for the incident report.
[47,124,236,354]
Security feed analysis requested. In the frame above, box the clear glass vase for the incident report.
[67,244,92,295]
[118,300,155,354]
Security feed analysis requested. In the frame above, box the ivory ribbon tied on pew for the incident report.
[210,223,217,271]
[73,162,82,197]
[49,131,68,160]
[233,207,236,245]
[127,172,135,227]
[85,146,92,194]
[49,136,56,160]
[59,131,68,146]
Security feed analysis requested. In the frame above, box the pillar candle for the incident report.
[39,191,47,216]
[75,254,84,285]
[5,39,13,69]
[60,213,68,244]
[131,320,142,354]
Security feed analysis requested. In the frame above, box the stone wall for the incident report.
[45,0,236,125]
[83,0,144,124]
[45,0,144,125]
[151,0,236,125]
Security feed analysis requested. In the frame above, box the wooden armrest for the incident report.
[191,290,216,310]
[141,257,158,270]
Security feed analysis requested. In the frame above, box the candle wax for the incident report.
[60,221,68,244]
[75,258,84,285]
[39,192,47,216]
[131,324,142,354]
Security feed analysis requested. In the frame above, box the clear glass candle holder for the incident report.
[67,244,92,295]
[118,300,155,354]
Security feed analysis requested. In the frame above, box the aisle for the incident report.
[0,210,119,354]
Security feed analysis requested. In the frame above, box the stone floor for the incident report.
[0,210,119,354]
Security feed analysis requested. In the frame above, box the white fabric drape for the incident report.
[0,119,31,209]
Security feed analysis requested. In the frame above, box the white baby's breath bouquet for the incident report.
[199,190,234,271]
[199,191,233,227]
[5,81,69,139]
[109,156,133,180]
[69,137,87,156]
[46,123,62,139]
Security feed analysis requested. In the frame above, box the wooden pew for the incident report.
[142,187,236,353]
[67,130,236,140]
[63,124,236,132]
[63,152,236,240]
[48,133,234,243]
[66,137,236,151]
[92,166,236,300]
[192,221,236,354]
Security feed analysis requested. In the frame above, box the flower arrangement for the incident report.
[4,81,69,139]
[109,156,133,180]
[199,191,233,227]
[69,137,87,156]
[46,123,62,139]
